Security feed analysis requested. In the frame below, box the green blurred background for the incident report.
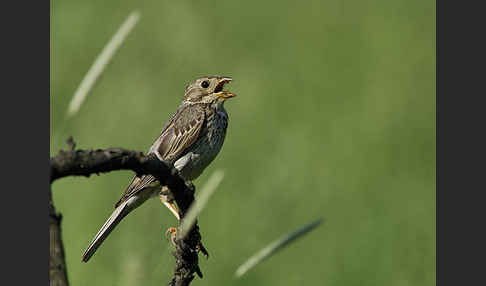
[50,0,435,285]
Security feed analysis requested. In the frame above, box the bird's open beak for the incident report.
[214,77,237,99]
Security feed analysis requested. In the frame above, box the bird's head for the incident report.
[183,76,236,104]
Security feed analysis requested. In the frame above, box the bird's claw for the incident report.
[165,227,209,259]
[165,227,178,245]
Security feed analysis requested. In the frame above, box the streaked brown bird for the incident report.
[82,76,236,262]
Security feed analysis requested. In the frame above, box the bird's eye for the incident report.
[201,81,210,88]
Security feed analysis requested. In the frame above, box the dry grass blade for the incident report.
[66,10,141,117]
[179,170,225,239]
[235,218,323,278]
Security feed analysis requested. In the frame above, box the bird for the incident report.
[81,76,236,262]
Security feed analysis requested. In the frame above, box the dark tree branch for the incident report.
[49,184,69,286]
[49,138,205,286]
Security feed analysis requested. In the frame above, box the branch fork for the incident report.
[50,138,205,286]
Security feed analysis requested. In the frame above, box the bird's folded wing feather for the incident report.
[115,104,206,207]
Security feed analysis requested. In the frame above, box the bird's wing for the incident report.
[154,104,206,161]
[115,104,206,207]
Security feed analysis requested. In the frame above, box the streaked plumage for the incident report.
[82,76,236,262]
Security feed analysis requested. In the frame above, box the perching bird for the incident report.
[82,76,236,262]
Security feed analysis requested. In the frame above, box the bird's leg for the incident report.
[162,200,181,220]
[159,186,209,258]
[160,186,180,244]
[160,186,180,219]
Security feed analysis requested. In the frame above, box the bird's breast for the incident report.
[177,108,229,181]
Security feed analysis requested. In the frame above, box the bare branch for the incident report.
[49,138,205,286]
[49,185,69,286]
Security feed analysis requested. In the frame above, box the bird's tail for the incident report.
[81,200,131,262]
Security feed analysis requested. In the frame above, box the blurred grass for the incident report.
[50,0,435,285]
